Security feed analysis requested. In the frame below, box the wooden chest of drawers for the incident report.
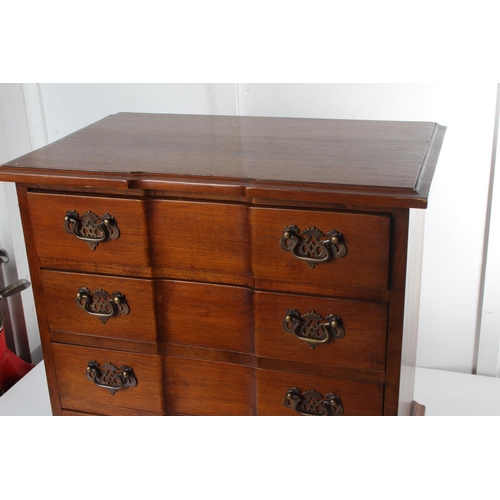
[0,113,445,416]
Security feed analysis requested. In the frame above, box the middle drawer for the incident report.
[40,271,387,374]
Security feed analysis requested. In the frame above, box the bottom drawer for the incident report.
[52,343,165,414]
[51,344,384,415]
[257,369,384,416]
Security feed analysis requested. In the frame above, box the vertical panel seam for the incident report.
[234,83,240,116]
[475,84,500,375]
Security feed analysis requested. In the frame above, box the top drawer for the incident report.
[27,192,151,274]
[251,207,391,292]
[26,192,251,283]
[26,192,390,292]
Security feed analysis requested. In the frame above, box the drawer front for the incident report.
[27,192,151,272]
[42,271,254,353]
[41,271,157,343]
[257,369,384,416]
[27,193,251,283]
[158,281,253,353]
[251,208,390,292]
[255,291,387,372]
[52,344,164,414]
[149,200,251,283]
[165,357,255,415]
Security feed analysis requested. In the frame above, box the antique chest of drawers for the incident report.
[0,113,445,416]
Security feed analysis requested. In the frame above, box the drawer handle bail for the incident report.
[280,225,346,269]
[64,210,120,250]
[284,387,344,416]
[282,309,345,349]
[86,360,137,395]
[76,287,130,324]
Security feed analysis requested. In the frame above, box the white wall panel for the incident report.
[238,83,498,373]
[39,83,237,142]
[477,89,500,376]
[22,83,48,149]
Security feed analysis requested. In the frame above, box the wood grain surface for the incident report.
[40,270,158,343]
[52,343,165,414]
[0,113,446,208]
[254,291,387,371]
[164,357,255,416]
[27,191,151,272]
[251,207,391,291]
[256,368,384,416]
[2,113,439,189]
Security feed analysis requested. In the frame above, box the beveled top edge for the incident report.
[0,113,446,209]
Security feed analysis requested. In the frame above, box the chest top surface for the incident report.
[0,113,445,208]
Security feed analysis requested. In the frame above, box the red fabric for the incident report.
[0,325,34,394]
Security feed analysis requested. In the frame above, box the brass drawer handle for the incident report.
[64,210,120,250]
[280,225,346,269]
[76,287,130,325]
[86,360,137,395]
[282,309,345,350]
[284,387,344,416]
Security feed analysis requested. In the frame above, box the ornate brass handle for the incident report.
[64,210,120,250]
[282,309,345,350]
[76,287,130,325]
[280,225,346,269]
[284,387,344,416]
[86,361,137,395]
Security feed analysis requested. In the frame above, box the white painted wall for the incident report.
[477,95,500,377]
[39,83,237,142]
[1,83,498,375]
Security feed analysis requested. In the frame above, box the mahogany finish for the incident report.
[52,343,164,414]
[41,270,158,343]
[254,291,388,372]
[165,357,255,416]
[251,207,391,291]
[0,113,445,416]
[256,369,384,416]
[1,114,443,207]
[27,192,151,273]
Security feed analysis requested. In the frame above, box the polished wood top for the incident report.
[0,113,445,208]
